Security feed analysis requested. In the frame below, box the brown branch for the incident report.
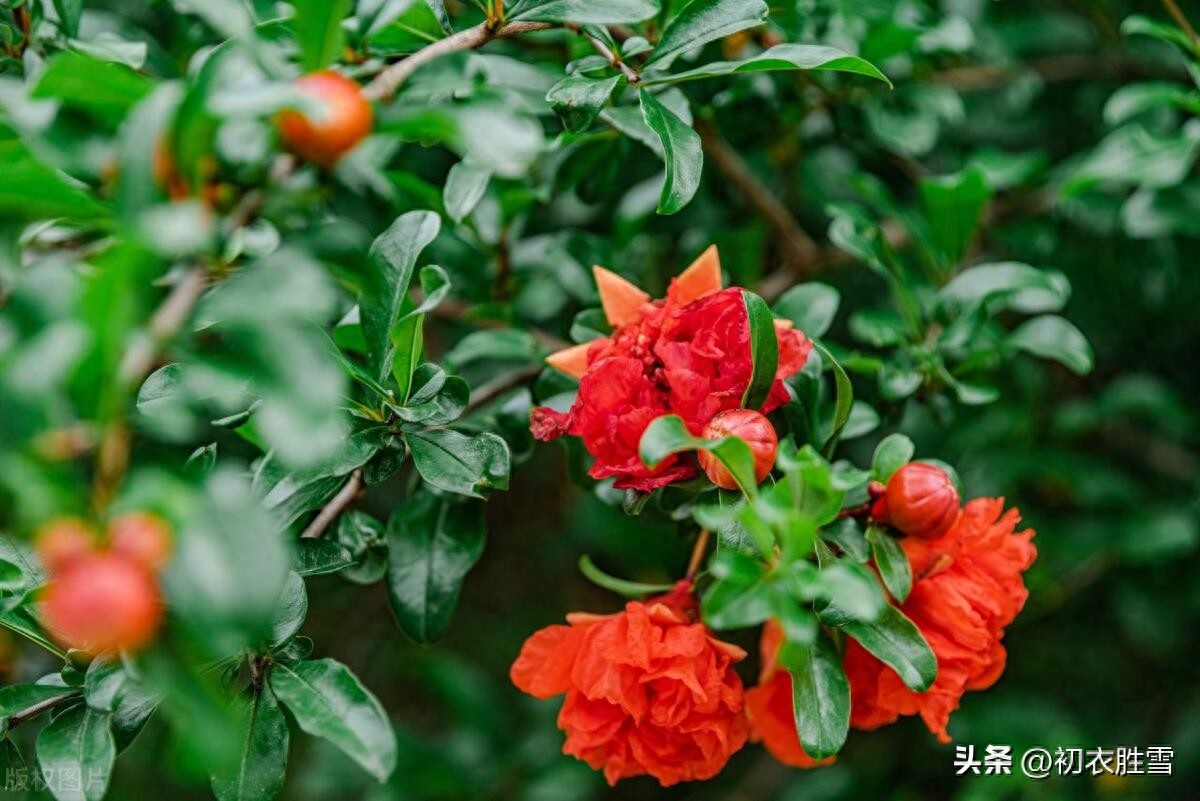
[685,529,711,579]
[570,24,640,84]
[7,693,77,729]
[693,117,821,281]
[466,363,542,412]
[1162,0,1199,52]
[363,21,554,102]
[932,52,1179,92]
[300,468,364,540]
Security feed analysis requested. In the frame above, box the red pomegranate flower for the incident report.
[844,498,1037,742]
[531,247,811,491]
[744,619,835,769]
[509,582,750,786]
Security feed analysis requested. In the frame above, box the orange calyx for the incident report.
[593,266,650,328]
[671,245,723,305]
[544,342,592,380]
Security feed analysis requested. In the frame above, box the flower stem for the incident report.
[685,529,711,579]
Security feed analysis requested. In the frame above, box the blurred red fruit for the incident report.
[40,553,163,655]
[698,409,778,490]
[109,512,173,572]
[883,462,960,539]
[34,518,95,574]
[278,71,373,168]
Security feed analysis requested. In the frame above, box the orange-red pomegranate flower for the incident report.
[845,498,1037,742]
[531,247,811,491]
[509,582,750,786]
[744,619,835,769]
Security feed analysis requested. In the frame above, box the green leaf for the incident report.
[813,343,852,458]
[35,705,116,801]
[701,577,773,629]
[293,0,351,71]
[920,168,991,269]
[774,282,840,339]
[406,429,511,498]
[32,52,153,125]
[938,262,1070,315]
[643,43,889,86]
[52,0,84,37]
[782,632,849,760]
[270,659,397,782]
[871,433,914,483]
[639,415,759,495]
[646,0,768,68]
[360,211,441,382]
[578,555,675,597]
[442,160,491,223]
[546,74,623,134]
[0,685,80,719]
[1008,315,1094,375]
[293,539,356,576]
[741,291,779,410]
[1121,14,1199,54]
[385,492,486,643]
[867,526,912,603]
[210,688,289,801]
[638,89,703,214]
[510,0,659,24]
[830,605,936,692]
[268,572,308,648]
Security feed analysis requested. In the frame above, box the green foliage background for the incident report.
[0,0,1197,800]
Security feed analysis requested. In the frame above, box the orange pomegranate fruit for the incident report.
[698,409,778,490]
[277,71,373,168]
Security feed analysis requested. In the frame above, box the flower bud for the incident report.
[698,409,778,490]
[883,462,960,539]
[278,71,374,168]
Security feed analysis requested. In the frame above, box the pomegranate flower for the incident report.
[509,582,750,786]
[531,247,811,491]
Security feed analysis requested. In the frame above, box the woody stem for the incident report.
[685,529,711,579]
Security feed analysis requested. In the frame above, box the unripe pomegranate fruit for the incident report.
[39,552,162,655]
[34,518,95,574]
[698,409,778,490]
[277,71,373,168]
[882,462,960,539]
[109,512,173,572]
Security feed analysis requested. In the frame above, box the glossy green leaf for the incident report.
[0,684,80,719]
[32,52,153,125]
[741,291,779,410]
[293,539,356,576]
[511,0,658,23]
[385,492,486,643]
[774,282,840,339]
[35,705,116,801]
[1008,315,1094,375]
[646,0,768,68]
[938,262,1070,315]
[546,74,623,134]
[52,0,84,36]
[443,160,491,223]
[270,659,397,782]
[783,632,849,759]
[871,433,914,483]
[360,211,441,382]
[210,688,289,801]
[293,0,350,71]
[639,89,703,214]
[867,526,912,603]
[406,429,511,498]
[644,43,889,85]
[814,343,853,458]
[920,168,991,269]
[829,605,936,692]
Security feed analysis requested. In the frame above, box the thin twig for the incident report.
[7,693,76,729]
[1162,0,1200,52]
[363,21,554,102]
[685,529,711,579]
[467,363,542,412]
[300,468,364,540]
[118,266,209,385]
[694,116,820,279]
[572,25,640,84]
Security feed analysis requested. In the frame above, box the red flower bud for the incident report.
[698,409,778,490]
[883,462,960,539]
[278,71,373,168]
[39,552,163,655]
